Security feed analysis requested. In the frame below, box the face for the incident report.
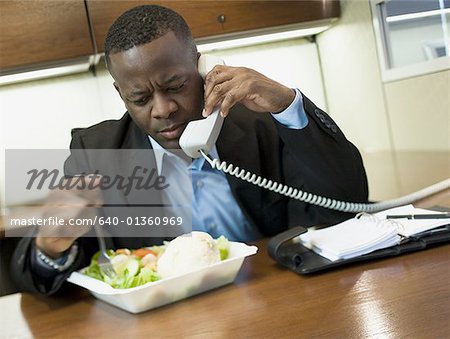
[108,31,204,149]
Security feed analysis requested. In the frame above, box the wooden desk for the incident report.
[2,190,449,338]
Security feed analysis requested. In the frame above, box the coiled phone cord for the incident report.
[200,150,450,213]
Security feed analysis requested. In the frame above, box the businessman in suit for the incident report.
[11,5,368,294]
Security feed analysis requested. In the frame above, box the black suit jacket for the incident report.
[11,95,368,294]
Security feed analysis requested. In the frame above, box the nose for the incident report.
[152,93,177,119]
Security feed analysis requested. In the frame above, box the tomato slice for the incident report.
[132,248,157,258]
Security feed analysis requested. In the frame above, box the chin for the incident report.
[165,140,181,150]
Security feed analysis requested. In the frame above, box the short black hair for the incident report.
[104,5,196,64]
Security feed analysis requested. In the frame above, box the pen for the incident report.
[386,213,450,220]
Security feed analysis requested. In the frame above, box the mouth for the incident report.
[158,122,187,140]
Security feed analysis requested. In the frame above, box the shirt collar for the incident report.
[147,135,169,175]
[147,135,219,175]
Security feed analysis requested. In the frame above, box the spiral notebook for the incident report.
[298,205,450,262]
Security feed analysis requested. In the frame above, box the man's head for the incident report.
[104,5,197,66]
[105,5,204,150]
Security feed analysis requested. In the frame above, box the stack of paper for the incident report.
[299,204,450,262]
[299,217,400,261]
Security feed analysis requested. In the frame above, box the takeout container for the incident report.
[67,241,258,313]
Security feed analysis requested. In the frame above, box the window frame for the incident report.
[370,0,450,82]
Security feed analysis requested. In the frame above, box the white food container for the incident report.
[67,241,258,313]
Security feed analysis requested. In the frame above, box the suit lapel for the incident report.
[122,119,153,149]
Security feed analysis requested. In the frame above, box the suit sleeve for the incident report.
[275,93,369,227]
[10,132,99,295]
[10,235,97,295]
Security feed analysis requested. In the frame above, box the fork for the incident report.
[94,225,116,279]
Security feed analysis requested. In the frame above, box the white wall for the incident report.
[317,0,392,153]
[384,69,450,151]
[0,72,122,150]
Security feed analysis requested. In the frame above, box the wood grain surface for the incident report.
[0,0,93,71]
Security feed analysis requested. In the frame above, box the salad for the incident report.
[84,234,230,289]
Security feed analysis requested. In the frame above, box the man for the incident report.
[11,5,368,294]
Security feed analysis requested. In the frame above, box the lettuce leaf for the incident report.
[83,251,104,281]
[84,250,160,289]
[216,235,229,260]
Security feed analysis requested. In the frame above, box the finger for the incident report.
[203,67,237,116]
[203,79,235,117]
[82,174,104,206]
[45,191,89,208]
[60,174,103,206]
[219,89,245,117]
[204,65,233,97]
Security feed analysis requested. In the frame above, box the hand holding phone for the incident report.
[202,62,295,118]
[179,54,225,158]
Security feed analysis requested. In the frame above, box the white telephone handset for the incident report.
[179,54,225,158]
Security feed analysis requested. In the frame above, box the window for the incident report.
[371,0,450,81]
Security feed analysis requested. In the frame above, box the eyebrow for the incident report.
[125,91,149,103]
[128,90,148,98]
[164,74,183,84]
[127,75,185,98]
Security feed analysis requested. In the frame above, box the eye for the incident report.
[132,98,148,106]
[167,82,185,93]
